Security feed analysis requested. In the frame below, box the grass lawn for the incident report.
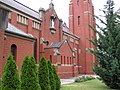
[0,80,1,90]
[61,79,116,90]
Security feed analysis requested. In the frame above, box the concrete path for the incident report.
[60,77,76,85]
[60,75,99,85]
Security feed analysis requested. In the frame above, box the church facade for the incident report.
[0,0,96,79]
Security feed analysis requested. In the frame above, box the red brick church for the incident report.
[0,0,96,78]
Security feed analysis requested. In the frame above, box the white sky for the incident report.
[16,0,120,26]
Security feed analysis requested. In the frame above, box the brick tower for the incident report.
[69,0,96,74]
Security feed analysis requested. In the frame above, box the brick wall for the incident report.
[69,0,96,74]
[0,29,4,78]
[3,35,34,74]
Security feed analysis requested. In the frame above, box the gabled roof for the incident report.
[49,39,65,49]
[0,0,40,20]
[49,39,72,52]
[6,23,35,39]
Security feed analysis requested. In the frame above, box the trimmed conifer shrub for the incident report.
[47,60,56,90]
[21,56,41,90]
[52,65,61,90]
[29,56,37,73]
[29,56,41,90]
[38,56,51,90]
[1,53,20,90]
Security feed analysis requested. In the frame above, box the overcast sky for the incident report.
[16,0,120,26]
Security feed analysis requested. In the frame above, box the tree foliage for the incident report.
[47,60,56,90]
[21,56,40,90]
[2,53,20,90]
[52,65,61,90]
[88,0,120,89]
[38,56,51,90]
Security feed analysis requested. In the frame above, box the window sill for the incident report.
[17,21,28,26]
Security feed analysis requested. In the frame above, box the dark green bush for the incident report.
[1,53,20,90]
[38,56,51,90]
[47,61,56,90]
[88,0,120,89]
[52,65,61,90]
[21,56,40,90]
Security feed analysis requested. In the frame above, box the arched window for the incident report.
[64,56,65,65]
[51,18,55,28]
[50,15,56,29]
[11,44,17,60]
[78,16,80,25]
[50,55,52,63]
[50,15,56,34]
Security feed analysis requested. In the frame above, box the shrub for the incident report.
[52,65,61,90]
[38,56,51,90]
[75,76,95,83]
[47,60,56,90]
[29,56,41,90]
[21,56,40,90]
[1,53,20,90]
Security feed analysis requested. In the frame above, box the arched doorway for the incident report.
[11,44,17,60]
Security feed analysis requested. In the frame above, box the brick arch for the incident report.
[11,44,17,60]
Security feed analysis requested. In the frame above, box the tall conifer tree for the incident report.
[47,60,56,90]
[2,53,20,90]
[52,65,61,90]
[38,56,51,90]
[88,0,120,89]
[21,56,41,90]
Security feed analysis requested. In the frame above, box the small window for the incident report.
[78,16,80,25]
[17,14,28,25]
[70,57,72,64]
[67,57,69,64]
[77,0,79,5]
[64,56,65,65]
[11,44,17,60]
[88,0,90,3]
[61,56,62,64]
[63,35,68,40]
[50,18,55,28]
[70,37,74,43]
[32,21,40,30]
[50,55,52,63]
[34,40,37,61]
[75,40,79,44]
[50,15,56,28]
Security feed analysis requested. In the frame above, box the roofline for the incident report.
[0,0,42,21]
[45,39,73,53]
[45,7,59,19]
[63,30,80,39]
[14,0,38,14]
[5,30,36,41]
[65,39,73,52]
